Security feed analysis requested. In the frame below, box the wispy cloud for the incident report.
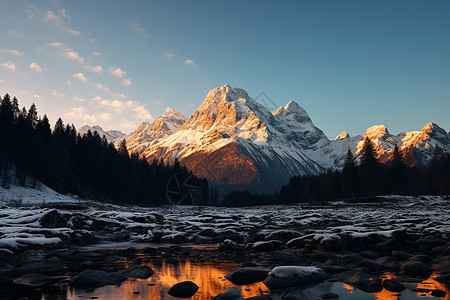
[44,9,70,26]
[121,79,132,86]
[84,65,103,73]
[92,52,102,56]
[8,30,23,38]
[29,62,42,72]
[51,89,65,98]
[2,49,24,57]
[184,59,197,67]
[94,83,110,92]
[164,52,176,58]
[73,72,87,82]
[132,22,148,36]
[1,60,16,71]
[68,29,80,36]
[33,94,41,99]
[48,41,64,47]
[73,96,85,102]
[110,67,126,78]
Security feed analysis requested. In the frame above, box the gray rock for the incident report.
[400,261,432,278]
[72,270,127,289]
[119,266,154,279]
[383,279,405,292]
[13,273,53,287]
[319,292,339,299]
[263,266,328,290]
[39,210,68,228]
[214,287,243,300]
[168,281,199,298]
[225,267,271,285]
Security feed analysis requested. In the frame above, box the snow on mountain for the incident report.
[141,85,327,189]
[78,125,128,144]
[126,108,187,156]
[335,131,350,140]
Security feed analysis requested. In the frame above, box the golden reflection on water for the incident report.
[68,259,269,300]
[341,272,449,300]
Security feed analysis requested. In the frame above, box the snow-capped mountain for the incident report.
[78,125,128,144]
[126,108,187,156]
[80,84,448,190]
[141,85,328,188]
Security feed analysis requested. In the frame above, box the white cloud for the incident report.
[33,94,41,99]
[92,96,103,102]
[51,89,65,98]
[73,72,87,82]
[164,53,176,58]
[66,80,72,86]
[184,59,197,67]
[110,67,126,78]
[64,106,110,123]
[1,60,16,71]
[121,79,132,86]
[84,65,103,73]
[2,49,24,57]
[112,93,127,98]
[92,52,102,56]
[29,62,42,72]
[66,51,84,63]
[48,41,64,47]
[73,96,85,102]
[89,38,96,43]
[135,105,152,119]
[68,29,80,36]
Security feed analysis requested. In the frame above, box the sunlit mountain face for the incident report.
[116,85,450,190]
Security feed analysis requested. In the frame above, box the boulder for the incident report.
[399,261,432,278]
[39,210,68,228]
[119,266,154,279]
[320,292,339,299]
[320,235,343,252]
[225,267,271,285]
[266,230,302,243]
[13,273,54,287]
[263,266,328,290]
[383,279,405,292]
[72,270,127,289]
[214,287,243,300]
[168,281,199,298]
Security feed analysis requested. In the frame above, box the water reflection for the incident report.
[41,259,449,300]
[340,272,449,300]
[66,259,269,299]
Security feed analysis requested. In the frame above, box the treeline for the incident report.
[222,137,450,206]
[0,93,208,205]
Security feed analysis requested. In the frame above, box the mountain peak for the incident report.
[335,131,350,140]
[364,124,390,140]
[422,122,442,133]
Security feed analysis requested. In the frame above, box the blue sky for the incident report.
[0,1,449,138]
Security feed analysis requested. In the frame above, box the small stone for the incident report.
[119,266,154,279]
[168,281,199,298]
[431,289,447,297]
[225,267,271,285]
[214,287,243,300]
[383,279,405,292]
[320,292,339,299]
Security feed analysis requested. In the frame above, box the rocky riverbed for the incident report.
[0,195,449,299]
